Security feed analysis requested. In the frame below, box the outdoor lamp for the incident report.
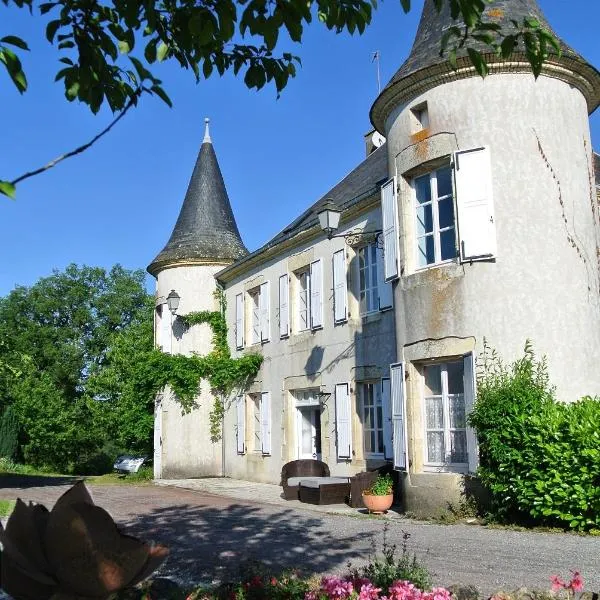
[317,199,341,239]
[166,289,180,315]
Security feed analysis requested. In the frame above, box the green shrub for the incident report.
[469,340,600,530]
[0,406,19,460]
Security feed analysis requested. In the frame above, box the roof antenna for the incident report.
[372,51,381,95]
[203,117,211,143]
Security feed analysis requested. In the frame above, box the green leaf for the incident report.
[118,40,131,54]
[150,84,172,107]
[156,41,168,62]
[0,180,16,199]
[467,47,488,77]
[0,35,29,50]
[39,2,57,14]
[399,0,410,13]
[46,19,61,43]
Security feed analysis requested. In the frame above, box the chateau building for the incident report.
[148,0,600,513]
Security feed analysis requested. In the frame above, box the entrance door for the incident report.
[297,406,322,460]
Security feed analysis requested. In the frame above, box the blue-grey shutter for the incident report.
[454,147,497,261]
[335,383,352,460]
[235,293,244,349]
[390,362,407,470]
[259,281,270,342]
[381,178,399,281]
[463,353,478,473]
[236,395,245,454]
[279,274,289,338]
[377,246,393,310]
[382,378,393,460]
[310,259,323,329]
[260,391,271,455]
[332,249,347,323]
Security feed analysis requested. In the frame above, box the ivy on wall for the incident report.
[137,291,262,442]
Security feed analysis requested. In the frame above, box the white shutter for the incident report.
[332,250,347,323]
[259,281,270,342]
[235,293,244,349]
[390,362,407,470]
[279,274,289,338]
[377,245,393,310]
[160,305,172,354]
[381,178,400,281]
[236,395,245,454]
[260,391,271,455]
[454,147,496,261]
[335,383,352,460]
[463,353,478,473]
[310,259,323,329]
[382,378,393,460]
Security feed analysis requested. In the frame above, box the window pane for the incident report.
[436,167,452,198]
[415,175,431,204]
[370,431,375,453]
[427,432,444,463]
[446,361,464,394]
[450,430,467,463]
[376,406,383,428]
[377,435,384,454]
[418,235,435,267]
[416,204,433,236]
[449,394,466,428]
[426,397,444,428]
[424,364,442,395]
[370,244,377,263]
[438,197,455,229]
[440,229,457,261]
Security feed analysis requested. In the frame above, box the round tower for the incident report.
[148,119,247,479]
[371,0,600,401]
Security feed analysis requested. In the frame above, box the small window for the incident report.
[358,243,379,315]
[423,361,467,467]
[249,289,260,344]
[296,270,310,332]
[411,103,429,131]
[360,382,384,457]
[414,165,457,268]
[251,394,261,452]
[247,282,270,344]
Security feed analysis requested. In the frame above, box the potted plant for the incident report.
[361,473,394,514]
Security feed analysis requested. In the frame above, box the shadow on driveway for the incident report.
[0,473,78,489]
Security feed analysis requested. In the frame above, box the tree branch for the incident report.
[10,89,142,187]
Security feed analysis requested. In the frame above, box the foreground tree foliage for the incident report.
[0,0,557,198]
[0,264,154,472]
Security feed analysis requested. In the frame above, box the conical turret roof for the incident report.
[371,0,600,132]
[148,120,248,276]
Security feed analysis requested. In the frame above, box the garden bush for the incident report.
[469,341,600,530]
[0,405,19,460]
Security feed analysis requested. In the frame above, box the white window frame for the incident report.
[360,381,385,458]
[296,269,311,332]
[358,243,379,315]
[421,360,469,472]
[251,394,262,452]
[414,165,457,269]
[248,283,269,344]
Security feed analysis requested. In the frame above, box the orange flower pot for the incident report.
[361,492,393,514]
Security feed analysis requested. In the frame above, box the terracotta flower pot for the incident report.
[362,492,393,514]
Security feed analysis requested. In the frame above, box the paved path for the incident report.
[1,475,599,596]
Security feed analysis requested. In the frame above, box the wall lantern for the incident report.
[166,289,180,315]
[316,199,342,239]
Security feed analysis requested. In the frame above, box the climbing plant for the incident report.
[143,290,262,442]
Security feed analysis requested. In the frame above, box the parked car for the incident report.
[113,455,147,474]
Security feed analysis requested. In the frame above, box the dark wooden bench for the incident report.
[298,477,351,505]
[280,459,330,500]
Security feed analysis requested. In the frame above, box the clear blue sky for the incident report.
[1,0,599,296]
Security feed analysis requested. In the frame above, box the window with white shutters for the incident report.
[463,353,478,473]
[360,382,384,457]
[160,304,172,354]
[259,281,270,342]
[335,383,352,460]
[235,293,244,349]
[310,259,323,329]
[390,362,407,470]
[279,274,289,338]
[381,178,399,281]
[381,378,393,461]
[296,270,310,332]
[250,290,260,345]
[236,395,246,455]
[260,391,271,455]
[377,246,393,310]
[358,244,379,315]
[454,147,496,261]
[332,249,347,323]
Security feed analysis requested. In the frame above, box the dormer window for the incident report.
[411,102,429,131]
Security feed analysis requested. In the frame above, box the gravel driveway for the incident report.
[1,475,599,596]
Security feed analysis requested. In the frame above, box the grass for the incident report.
[0,499,16,517]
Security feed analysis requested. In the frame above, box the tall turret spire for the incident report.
[148,120,248,276]
[370,0,600,132]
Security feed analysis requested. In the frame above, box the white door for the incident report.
[153,395,162,479]
[297,406,322,460]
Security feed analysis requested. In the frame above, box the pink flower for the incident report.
[388,580,422,600]
[550,575,567,592]
[358,582,382,599]
[321,576,354,599]
[568,571,584,593]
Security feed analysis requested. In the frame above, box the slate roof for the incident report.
[371,0,600,131]
[148,124,248,276]
[217,145,388,281]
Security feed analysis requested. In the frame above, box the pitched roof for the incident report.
[148,121,248,276]
[217,145,388,281]
[371,0,600,132]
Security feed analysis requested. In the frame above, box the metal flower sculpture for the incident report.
[0,481,168,599]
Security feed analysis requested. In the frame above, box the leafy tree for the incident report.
[0,264,153,471]
[0,0,557,198]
